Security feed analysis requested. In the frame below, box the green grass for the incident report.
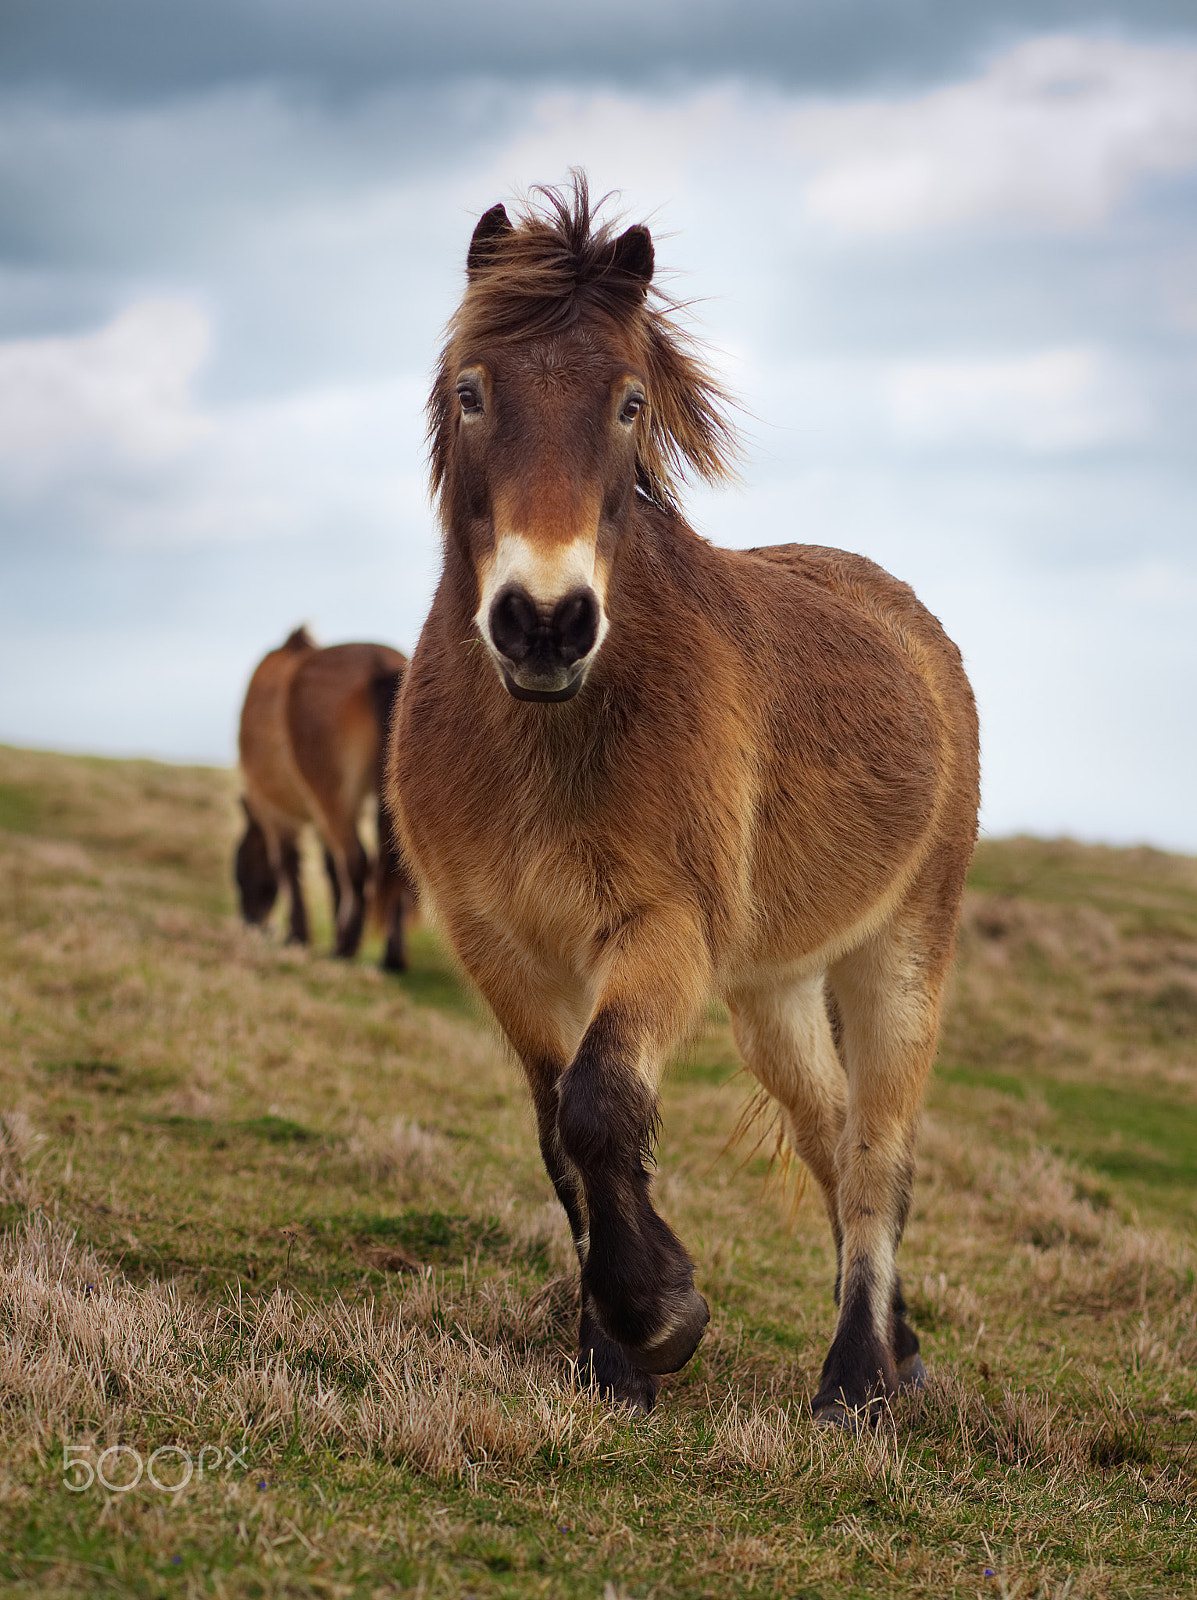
[0,747,1194,1598]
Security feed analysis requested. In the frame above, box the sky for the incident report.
[1,1,1195,850]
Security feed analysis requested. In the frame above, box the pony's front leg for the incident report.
[431,909,661,1409]
[555,915,712,1380]
[527,1065,658,1413]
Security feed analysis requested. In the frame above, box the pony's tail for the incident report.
[367,667,403,753]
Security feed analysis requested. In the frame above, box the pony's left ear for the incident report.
[467,203,513,279]
[610,224,654,287]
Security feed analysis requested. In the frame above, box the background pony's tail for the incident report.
[368,667,417,966]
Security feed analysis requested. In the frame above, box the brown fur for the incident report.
[238,632,414,970]
[390,177,979,1419]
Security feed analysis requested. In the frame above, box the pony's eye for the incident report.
[619,394,644,424]
[457,386,484,416]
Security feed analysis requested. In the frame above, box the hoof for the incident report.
[811,1392,891,1431]
[611,1372,657,1415]
[811,1400,870,1433]
[635,1290,710,1376]
[578,1316,658,1414]
[896,1352,927,1393]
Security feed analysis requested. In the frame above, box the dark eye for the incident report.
[457,385,484,416]
[619,393,644,424]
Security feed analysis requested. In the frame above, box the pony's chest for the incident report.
[479,821,618,953]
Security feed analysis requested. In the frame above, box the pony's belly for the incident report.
[721,836,930,1001]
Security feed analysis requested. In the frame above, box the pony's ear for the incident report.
[610,224,654,287]
[467,204,513,278]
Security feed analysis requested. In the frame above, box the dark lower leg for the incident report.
[377,802,411,972]
[530,1075,657,1411]
[813,1138,917,1419]
[380,904,408,973]
[555,1010,708,1375]
[891,1275,925,1387]
[832,1229,919,1360]
[323,848,342,919]
[281,840,307,944]
[333,840,368,958]
[813,1258,898,1420]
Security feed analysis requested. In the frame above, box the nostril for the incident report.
[552,588,599,665]
[489,586,540,662]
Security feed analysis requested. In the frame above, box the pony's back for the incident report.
[286,642,408,819]
[238,626,317,832]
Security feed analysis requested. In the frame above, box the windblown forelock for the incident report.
[427,175,740,514]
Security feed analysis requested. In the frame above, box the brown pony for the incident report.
[237,627,413,971]
[389,179,979,1423]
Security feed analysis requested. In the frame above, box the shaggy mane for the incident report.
[428,174,739,514]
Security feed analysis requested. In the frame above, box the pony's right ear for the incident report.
[610,224,654,287]
[467,204,513,278]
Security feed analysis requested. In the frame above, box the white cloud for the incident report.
[0,295,431,550]
[2,44,1195,847]
[792,36,1197,233]
[883,346,1148,452]
[92,374,430,550]
[0,300,212,478]
[471,38,1197,246]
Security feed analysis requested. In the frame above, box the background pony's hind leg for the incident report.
[320,827,369,959]
[813,911,947,1422]
[279,835,308,945]
[322,847,342,922]
[375,795,413,974]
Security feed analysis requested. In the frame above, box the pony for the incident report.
[389,178,979,1423]
[237,627,414,971]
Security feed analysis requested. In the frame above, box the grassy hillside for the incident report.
[0,743,1193,1598]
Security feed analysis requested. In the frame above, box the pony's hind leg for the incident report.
[727,974,847,1240]
[729,975,922,1404]
[280,835,308,944]
[812,913,945,1424]
[326,834,369,959]
[322,847,342,921]
[376,795,412,974]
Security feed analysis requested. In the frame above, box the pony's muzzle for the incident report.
[487,583,601,701]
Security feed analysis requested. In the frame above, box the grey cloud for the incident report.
[4,0,1196,101]
[2,19,1195,849]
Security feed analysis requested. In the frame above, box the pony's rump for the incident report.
[237,631,413,970]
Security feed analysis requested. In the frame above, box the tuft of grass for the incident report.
[0,746,1194,1597]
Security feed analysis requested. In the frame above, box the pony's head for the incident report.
[429,175,738,702]
[234,801,278,925]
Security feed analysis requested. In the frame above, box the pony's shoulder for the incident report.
[738,542,898,589]
[733,542,931,617]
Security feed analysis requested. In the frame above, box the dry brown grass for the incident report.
[0,753,1194,1596]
